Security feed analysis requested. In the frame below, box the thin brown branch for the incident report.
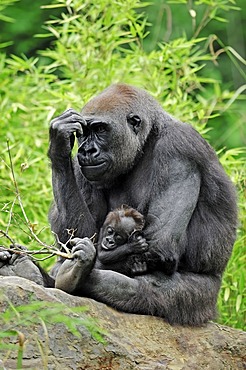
[2,142,95,263]
[0,237,73,260]
[6,195,18,234]
[0,229,16,245]
[192,6,211,39]
[6,140,51,250]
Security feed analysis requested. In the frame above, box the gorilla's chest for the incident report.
[107,171,151,214]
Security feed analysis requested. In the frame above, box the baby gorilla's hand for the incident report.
[131,255,147,275]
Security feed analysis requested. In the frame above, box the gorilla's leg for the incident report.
[55,239,221,325]
[80,270,220,325]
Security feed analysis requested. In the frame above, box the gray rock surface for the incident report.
[0,276,245,369]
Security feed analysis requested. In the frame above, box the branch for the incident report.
[0,230,73,261]
[7,139,52,250]
[1,142,97,262]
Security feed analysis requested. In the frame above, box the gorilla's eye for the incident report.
[93,124,106,134]
[107,227,114,235]
[127,113,142,134]
[115,234,125,244]
[80,125,89,138]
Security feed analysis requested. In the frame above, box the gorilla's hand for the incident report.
[48,109,84,160]
[144,249,178,275]
[0,246,44,285]
[0,247,12,265]
[128,234,148,254]
[130,255,147,275]
[55,238,96,293]
[161,255,178,275]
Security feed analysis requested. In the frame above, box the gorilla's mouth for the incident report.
[101,242,116,251]
[80,161,109,180]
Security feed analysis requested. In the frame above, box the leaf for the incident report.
[0,330,18,338]
[236,295,242,312]
[224,287,230,302]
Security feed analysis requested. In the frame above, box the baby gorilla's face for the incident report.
[101,216,137,250]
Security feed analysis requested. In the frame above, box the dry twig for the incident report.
[0,141,96,262]
[0,141,74,261]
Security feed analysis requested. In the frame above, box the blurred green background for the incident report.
[1,0,245,149]
[0,0,245,330]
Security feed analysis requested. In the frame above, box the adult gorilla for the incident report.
[0,84,237,325]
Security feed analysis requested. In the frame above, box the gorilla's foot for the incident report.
[0,246,44,285]
[55,238,96,293]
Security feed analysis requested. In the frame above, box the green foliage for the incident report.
[218,148,246,329]
[0,0,245,331]
[143,0,246,149]
[0,0,63,55]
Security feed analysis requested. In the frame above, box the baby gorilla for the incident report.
[96,205,148,276]
[96,205,177,276]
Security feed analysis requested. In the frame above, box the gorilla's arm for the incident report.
[98,236,148,264]
[144,157,201,270]
[48,109,99,243]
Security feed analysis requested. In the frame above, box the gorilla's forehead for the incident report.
[114,216,136,234]
[82,84,138,115]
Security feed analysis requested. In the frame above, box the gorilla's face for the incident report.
[77,114,141,186]
[77,84,154,187]
[77,117,112,182]
[99,205,145,251]
[101,216,136,250]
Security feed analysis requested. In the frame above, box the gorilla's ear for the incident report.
[127,113,142,134]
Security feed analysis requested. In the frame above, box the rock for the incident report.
[0,276,245,370]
